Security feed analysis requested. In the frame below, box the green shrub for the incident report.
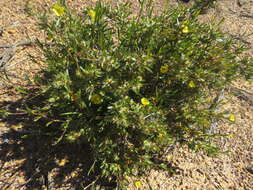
[28,0,252,186]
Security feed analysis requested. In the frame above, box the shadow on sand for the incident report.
[0,93,116,190]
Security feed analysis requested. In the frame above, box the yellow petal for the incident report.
[159,132,166,137]
[166,154,173,161]
[229,114,235,122]
[141,98,150,106]
[71,171,78,178]
[160,65,169,73]
[91,94,103,104]
[134,181,142,188]
[57,158,68,166]
[10,124,23,130]
[52,4,65,17]
[182,20,189,25]
[88,10,96,22]
[188,81,196,88]
[182,26,189,34]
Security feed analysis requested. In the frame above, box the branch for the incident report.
[0,40,32,49]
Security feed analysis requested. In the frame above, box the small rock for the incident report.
[181,0,190,2]
[246,167,253,174]
[0,27,3,36]
[3,138,9,143]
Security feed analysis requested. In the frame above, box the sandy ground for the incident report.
[0,0,253,189]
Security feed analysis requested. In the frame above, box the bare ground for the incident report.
[0,0,253,189]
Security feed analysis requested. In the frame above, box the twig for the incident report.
[15,166,41,189]
[145,177,155,190]
[208,88,225,134]
[229,34,252,46]
[0,40,32,49]
[82,177,99,190]
[0,48,15,68]
[52,128,67,146]
[229,86,253,105]
[3,59,28,71]
[161,145,175,158]
[240,14,253,19]
[0,40,34,72]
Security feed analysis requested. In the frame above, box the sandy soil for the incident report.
[0,0,253,189]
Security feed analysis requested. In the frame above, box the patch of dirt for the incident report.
[0,0,253,189]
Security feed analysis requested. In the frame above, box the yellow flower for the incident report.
[52,4,65,17]
[166,154,173,161]
[134,181,142,188]
[229,114,235,122]
[56,158,69,166]
[91,94,103,104]
[66,131,81,142]
[182,26,189,34]
[188,81,196,88]
[160,65,169,73]
[141,98,150,106]
[182,20,190,25]
[10,124,23,131]
[88,9,96,22]
[71,171,78,178]
[158,132,166,137]
[185,60,191,65]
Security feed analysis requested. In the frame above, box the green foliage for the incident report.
[27,0,252,186]
[191,0,217,14]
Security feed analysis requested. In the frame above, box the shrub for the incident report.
[27,0,252,187]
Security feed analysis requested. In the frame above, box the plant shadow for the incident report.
[0,93,116,190]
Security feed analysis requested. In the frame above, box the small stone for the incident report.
[0,27,3,36]
[246,167,253,174]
